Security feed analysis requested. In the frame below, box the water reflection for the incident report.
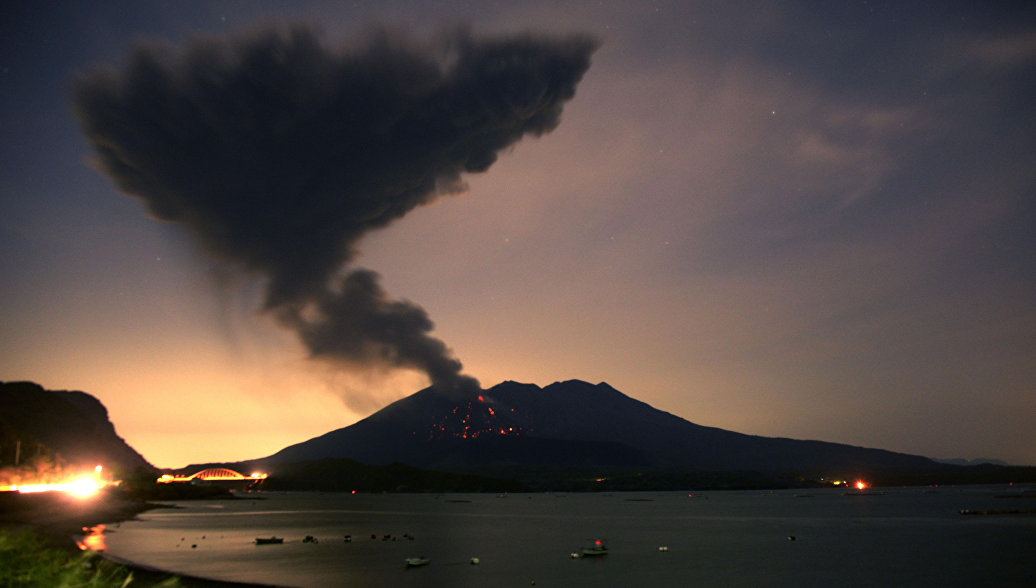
[76,524,106,551]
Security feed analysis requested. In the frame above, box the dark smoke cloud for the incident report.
[72,25,596,397]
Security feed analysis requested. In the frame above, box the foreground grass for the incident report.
[0,528,178,587]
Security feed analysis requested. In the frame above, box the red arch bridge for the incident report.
[157,468,267,486]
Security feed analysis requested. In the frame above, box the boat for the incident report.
[405,557,431,567]
[580,540,608,557]
[254,537,283,545]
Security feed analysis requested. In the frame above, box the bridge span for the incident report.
[157,468,267,486]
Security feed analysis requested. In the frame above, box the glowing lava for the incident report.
[422,398,525,440]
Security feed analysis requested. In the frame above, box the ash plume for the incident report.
[72,25,597,398]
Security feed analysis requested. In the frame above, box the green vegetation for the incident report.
[0,528,178,587]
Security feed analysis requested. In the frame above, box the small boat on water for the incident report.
[405,557,430,568]
[255,537,283,545]
[580,540,608,557]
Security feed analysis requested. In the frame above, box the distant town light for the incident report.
[68,477,102,498]
[14,477,101,498]
[1,465,110,499]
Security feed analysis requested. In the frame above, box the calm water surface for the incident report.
[101,486,1034,587]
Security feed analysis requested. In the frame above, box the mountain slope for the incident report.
[262,379,937,473]
[0,381,154,473]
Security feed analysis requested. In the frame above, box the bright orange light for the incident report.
[76,525,106,551]
[68,477,102,498]
[855,480,868,490]
[2,465,111,499]
[15,477,101,498]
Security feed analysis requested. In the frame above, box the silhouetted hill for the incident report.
[934,457,1009,466]
[0,381,153,474]
[260,380,945,479]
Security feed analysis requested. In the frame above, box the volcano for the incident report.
[258,380,938,475]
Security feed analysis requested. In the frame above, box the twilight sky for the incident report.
[2,1,1033,469]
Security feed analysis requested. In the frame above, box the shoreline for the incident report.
[99,551,288,588]
[0,490,283,587]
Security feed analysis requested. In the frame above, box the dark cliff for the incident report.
[0,381,154,473]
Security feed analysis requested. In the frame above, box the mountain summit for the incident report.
[262,380,936,474]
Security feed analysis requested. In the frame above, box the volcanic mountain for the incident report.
[260,380,938,475]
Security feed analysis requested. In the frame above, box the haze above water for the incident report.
[102,486,1034,587]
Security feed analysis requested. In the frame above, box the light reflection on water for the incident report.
[102,486,1035,587]
[76,524,106,551]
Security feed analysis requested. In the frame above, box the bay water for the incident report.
[100,485,1034,587]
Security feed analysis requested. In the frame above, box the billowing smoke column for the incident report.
[72,25,597,398]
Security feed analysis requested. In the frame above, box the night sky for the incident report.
[2,1,1033,468]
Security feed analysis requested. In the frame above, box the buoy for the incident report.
[470,557,480,565]
[788,536,796,541]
